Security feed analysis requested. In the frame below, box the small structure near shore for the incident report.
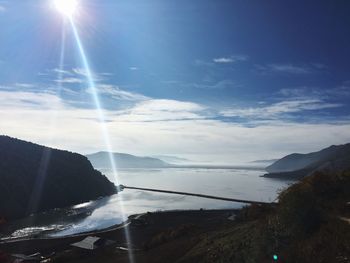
[71,236,115,251]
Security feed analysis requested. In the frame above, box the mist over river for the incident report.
[0,168,292,240]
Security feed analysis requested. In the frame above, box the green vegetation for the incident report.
[178,170,350,263]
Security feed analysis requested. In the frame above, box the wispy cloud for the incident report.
[0,86,350,163]
[52,68,73,75]
[279,83,350,99]
[116,99,206,122]
[129,67,139,71]
[50,68,105,82]
[0,5,6,13]
[255,63,325,75]
[196,55,248,67]
[15,83,36,88]
[213,58,234,63]
[1,71,348,163]
[1,89,350,163]
[72,68,105,82]
[55,78,84,84]
[0,90,63,110]
[213,55,248,64]
[88,84,149,102]
[220,99,342,119]
[190,80,239,90]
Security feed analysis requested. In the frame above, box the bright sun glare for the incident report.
[54,0,79,17]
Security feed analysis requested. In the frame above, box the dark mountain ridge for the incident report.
[0,136,116,220]
[265,143,350,179]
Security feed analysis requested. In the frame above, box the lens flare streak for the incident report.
[26,25,67,216]
[68,18,135,263]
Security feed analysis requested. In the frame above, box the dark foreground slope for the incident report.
[264,143,350,179]
[0,136,116,220]
[179,170,350,263]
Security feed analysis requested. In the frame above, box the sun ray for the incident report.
[26,25,67,216]
[68,17,135,263]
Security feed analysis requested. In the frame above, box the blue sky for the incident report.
[0,0,350,163]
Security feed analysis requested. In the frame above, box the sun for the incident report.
[54,0,79,18]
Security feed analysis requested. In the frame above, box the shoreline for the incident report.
[0,208,240,244]
[0,208,240,256]
[0,208,244,263]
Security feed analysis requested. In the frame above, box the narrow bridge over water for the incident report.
[119,185,277,205]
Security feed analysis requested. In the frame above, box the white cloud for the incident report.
[255,63,325,75]
[0,5,6,12]
[213,58,234,63]
[213,55,248,64]
[52,69,73,75]
[49,68,104,83]
[0,90,349,164]
[72,68,104,82]
[191,80,238,90]
[15,83,36,88]
[72,68,89,76]
[55,78,84,84]
[279,85,350,99]
[40,68,148,102]
[270,64,310,74]
[220,99,342,119]
[129,67,139,71]
[0,90,63,110]
[88,84,149,101]
[115,99,206,122]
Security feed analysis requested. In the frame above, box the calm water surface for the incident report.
[1,168,292,240]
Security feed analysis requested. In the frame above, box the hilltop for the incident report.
[264,143,350,179]
[0,136,116,220]
[176,169,350,263]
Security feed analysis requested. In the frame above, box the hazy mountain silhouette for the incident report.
[86,152,171,169]
[265,143,350,179]
[0,136,116,220]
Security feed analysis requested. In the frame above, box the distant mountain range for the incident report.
[0,136,116,220]
[86,152,171,169]
[264,143,350,179]
[86,152,269,171]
